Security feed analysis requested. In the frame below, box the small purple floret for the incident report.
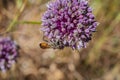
[0,37,18,72]
[41,0,99,50]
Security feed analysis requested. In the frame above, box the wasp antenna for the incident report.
[43,36,49,42]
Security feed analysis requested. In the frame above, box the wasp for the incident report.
[39,41,65,49]
[39,36,65,49]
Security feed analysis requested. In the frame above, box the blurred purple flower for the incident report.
[41,0,99,49]
[0,37,18,72]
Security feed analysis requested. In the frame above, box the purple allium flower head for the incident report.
[41,0,99,50]
[0,37,18,72]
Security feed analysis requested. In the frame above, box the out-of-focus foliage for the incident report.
[0,0,120,80]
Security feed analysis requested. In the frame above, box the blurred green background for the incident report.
[0,0,120,80]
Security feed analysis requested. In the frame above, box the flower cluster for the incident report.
[41,0,99,49]
[0,37,18,72]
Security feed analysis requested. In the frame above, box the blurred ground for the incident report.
[0,0,120,80]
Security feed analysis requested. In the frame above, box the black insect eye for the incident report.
[57,41,60,45]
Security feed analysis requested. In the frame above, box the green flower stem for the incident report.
[17,21,42,24]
